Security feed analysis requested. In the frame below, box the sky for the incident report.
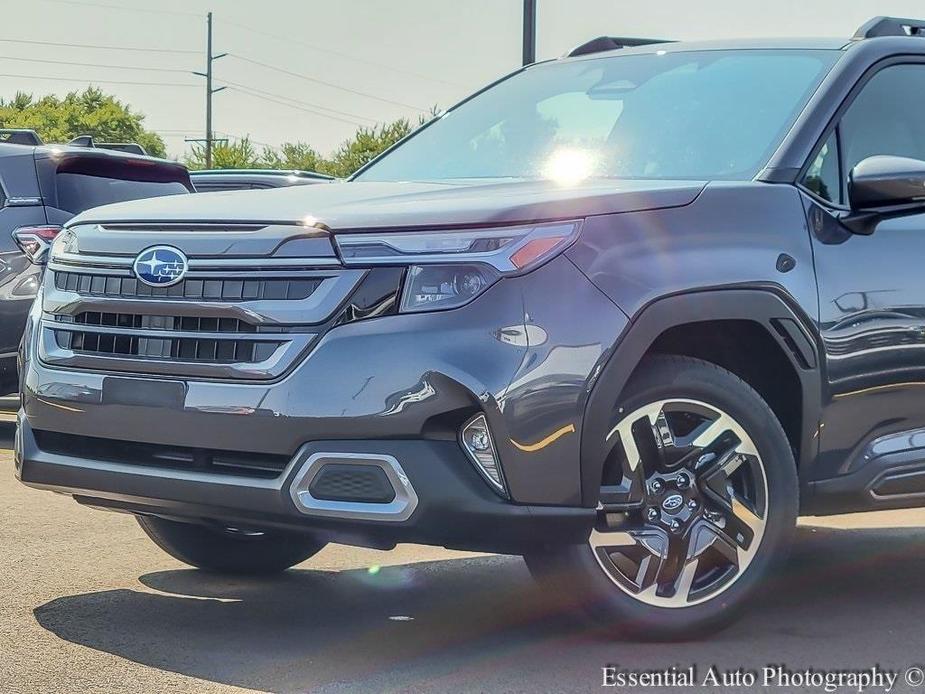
[2,0,925,159]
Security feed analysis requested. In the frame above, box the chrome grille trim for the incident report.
[49,321,284,341]
[39,322,314,380]
[43,269,365,326]
[49,254,342,270]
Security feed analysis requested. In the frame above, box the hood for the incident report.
[69,178,705,231]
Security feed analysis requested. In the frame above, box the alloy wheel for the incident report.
[590,398,768,608]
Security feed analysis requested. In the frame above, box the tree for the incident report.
[0,87,166,157]
[322,118,416,177]
[183,136,262,170]
[261,142,326,173]
[183,113,433,176]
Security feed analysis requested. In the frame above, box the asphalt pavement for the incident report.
[4,419,925,693]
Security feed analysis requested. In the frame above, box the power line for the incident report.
[219,78,375,124]
[38,0,201,17]
[225,86,368,127]
[214,131,276,149]
[227,53,428,113]
[0,37,199,54]
[219,19,467,90]
[0,73,199,88]
[0,55,192,74]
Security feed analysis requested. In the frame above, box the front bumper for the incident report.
[16,255,626,551]
[15,417,593,553]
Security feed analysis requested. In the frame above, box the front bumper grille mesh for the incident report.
[33,430,291,479]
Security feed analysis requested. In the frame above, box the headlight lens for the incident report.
[401,263,497,312]
[336,220,581,312]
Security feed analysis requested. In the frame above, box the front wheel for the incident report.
[137,516,326,575]
[526,356,798,640]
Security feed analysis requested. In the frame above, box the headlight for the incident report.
[335,220,581,313]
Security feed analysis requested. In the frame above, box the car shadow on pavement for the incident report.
[33,524,925,692]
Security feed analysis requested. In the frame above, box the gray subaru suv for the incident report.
[18,17,925,638]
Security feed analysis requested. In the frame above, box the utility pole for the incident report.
[192,11,227,169]
[522,0,536,65]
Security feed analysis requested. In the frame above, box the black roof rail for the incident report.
[566,36,672,58]
[853,16,925,39]
[67,135,147,155]
[68,135,95,148]
[95,142,147,155]
[0,129,44,146]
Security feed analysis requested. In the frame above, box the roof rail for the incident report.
[67,135,147,155]
[566,36,671,58]
[0,129,44,146]
[68,135,95,148]
[853,16,925,39]
[95,143,147,155]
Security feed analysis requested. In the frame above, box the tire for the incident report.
[525,355,798,640]
[137,515,326,575]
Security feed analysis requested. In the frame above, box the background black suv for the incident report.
[0,132,192,393]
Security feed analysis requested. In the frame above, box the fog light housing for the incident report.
[460,414,508,497]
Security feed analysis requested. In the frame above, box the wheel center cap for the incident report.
[661,493,685,513]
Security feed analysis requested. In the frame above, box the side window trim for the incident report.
[835,124,846,205]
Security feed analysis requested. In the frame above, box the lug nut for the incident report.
[669,519,681,532]
[646,507,659,522]
[676,473,691,489]
[687,499,698,510]
[650,479,664,493]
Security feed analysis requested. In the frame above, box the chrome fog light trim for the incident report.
[288,452,418,522]
[460,414,508,498]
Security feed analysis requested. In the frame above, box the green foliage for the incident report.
[321,118,416,177]
[261,142,326,172]
[184,115,430,177]
[183,136,262,170]
[0,88,166,157]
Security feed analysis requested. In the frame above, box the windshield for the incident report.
[356,49,838,183]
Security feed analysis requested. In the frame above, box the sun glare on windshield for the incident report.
[541,147,598,184]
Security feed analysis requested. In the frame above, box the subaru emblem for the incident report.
[662,493,684,512]
[133,246,188,287]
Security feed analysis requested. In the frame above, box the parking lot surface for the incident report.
[4,420,925,693]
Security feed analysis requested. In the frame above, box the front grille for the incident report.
[55,271,322,301]
[41,245,365,379]
[34,430,291,479]
[54,329,280,363]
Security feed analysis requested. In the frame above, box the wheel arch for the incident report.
[580,286,822,506]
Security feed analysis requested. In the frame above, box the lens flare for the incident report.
[541,148,597,184]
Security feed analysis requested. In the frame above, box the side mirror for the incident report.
[842,155,925,234]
